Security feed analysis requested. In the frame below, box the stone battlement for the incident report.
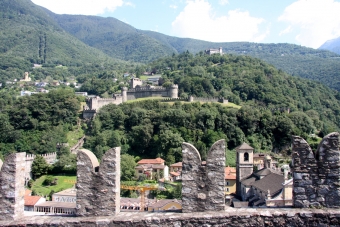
[127,86,167,92]
[1,208,339,226]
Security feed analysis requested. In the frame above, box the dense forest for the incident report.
[0,88,80,173]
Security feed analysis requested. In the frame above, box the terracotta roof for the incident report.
[170,172,181,177]
[237,143,253,150]
[170,162,182,167]
[24,196,42,206]
[225,166,236,180]
[138,157,165,165]
[135,164,165,170]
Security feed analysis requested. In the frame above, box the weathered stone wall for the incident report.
[1,208,340,226]
[182,140,225,213]
[0,152,26,221]
[292,132,340,208]
[76,147,120,216]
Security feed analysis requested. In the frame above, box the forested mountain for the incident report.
[44,13,177,63]
[47,11,340,91]
[0,0,129,81]
[319,36,340,55]
[82,53,340,165]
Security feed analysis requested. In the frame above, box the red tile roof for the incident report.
[170,172,181,176]
[170,162,182,167]
[24,196,42,206]
[225,166,236,180]
[137,157,165,165]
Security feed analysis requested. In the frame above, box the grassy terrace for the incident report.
[125,96,242,108]
[31,175,77,197]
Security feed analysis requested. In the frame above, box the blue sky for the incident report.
[31,0,340,49]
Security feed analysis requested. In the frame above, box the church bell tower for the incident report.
[236,143,254,197]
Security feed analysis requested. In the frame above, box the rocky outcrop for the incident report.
[182,139,225,212]
[292,132,340,208]
[0,152,26,221]
[76,148,120,216]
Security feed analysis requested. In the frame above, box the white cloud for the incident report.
[278,0,340,48]
[31,0,124,15]
[170,4,178,9]
[279,26,292,36]
[171,0,266,42]
[219,0,229,5]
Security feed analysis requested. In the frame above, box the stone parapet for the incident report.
[1,208,340,226]
[76,147,120,216]
[182,140,225,212]
[292,132,340,208]
[0,152,26,221]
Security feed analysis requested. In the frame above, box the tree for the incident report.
[31,155,50,179]
[121,154,137,181]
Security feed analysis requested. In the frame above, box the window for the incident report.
[226,188,229,192]
[138,170,142,173]
[244,152,249,162]
[226,181,229,186]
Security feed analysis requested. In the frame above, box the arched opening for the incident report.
[244,152,249,162]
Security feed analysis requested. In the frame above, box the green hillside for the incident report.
[0,0,126,81]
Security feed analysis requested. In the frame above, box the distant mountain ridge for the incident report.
[319,36,340,55]
[48,11,340,91]
[1,0,340,91]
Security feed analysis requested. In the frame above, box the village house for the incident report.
[24,190,46,212]
[135,158,169,181]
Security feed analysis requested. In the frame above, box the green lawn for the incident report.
[67,127,85,147]
[31,175,76,197]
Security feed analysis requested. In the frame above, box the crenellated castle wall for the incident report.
[182,140,225,212]
[292,132,340,208]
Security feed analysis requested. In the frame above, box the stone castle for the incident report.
[0,133,339,226]
[83,79,178,119]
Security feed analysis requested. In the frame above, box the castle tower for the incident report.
[219,47,223,55]
[121,87,128,102]
[236,143,254,197]
[169,84,178,98]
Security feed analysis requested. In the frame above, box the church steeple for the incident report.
[236,143,254,197]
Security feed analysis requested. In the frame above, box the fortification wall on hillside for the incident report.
[24,153,57,182]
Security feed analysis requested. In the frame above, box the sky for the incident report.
[31,0,340,49]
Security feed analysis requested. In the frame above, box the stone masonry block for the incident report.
[0,152,26,221]
[292,132,340,208]
[76,148,120,216]
[182,139,225,213]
